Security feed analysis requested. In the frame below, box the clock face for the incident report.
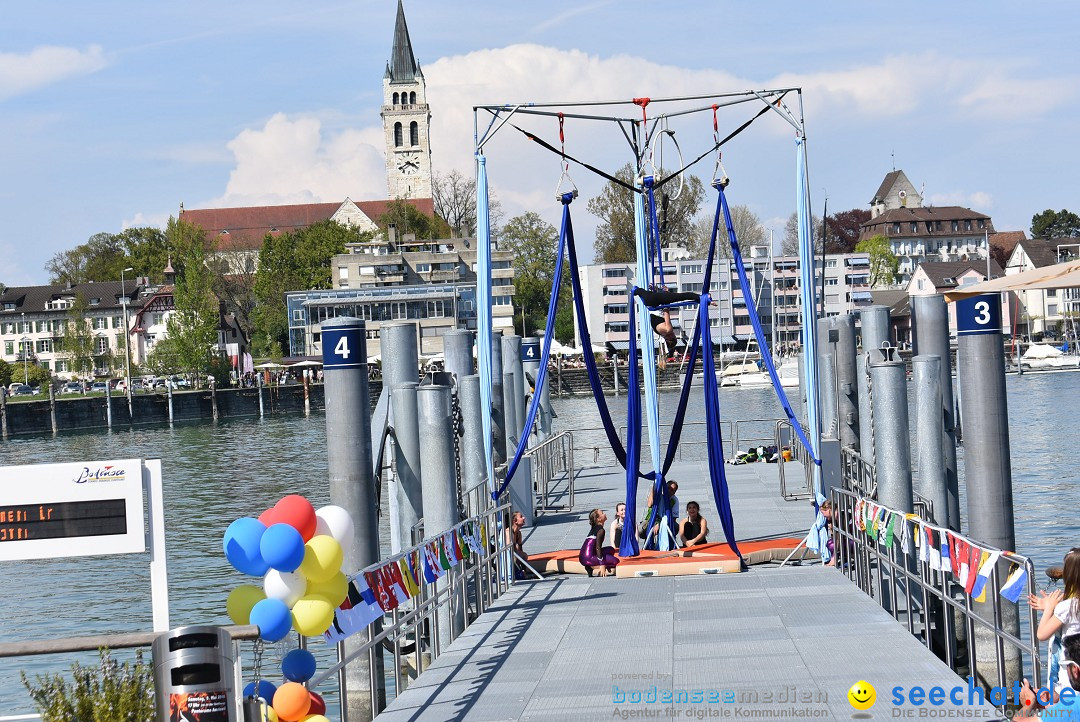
[399,160,418,175]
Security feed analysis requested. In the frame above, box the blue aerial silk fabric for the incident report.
[475,153,495,496]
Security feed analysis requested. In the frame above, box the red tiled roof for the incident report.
[989,231,1026,257]
[182,197,436,252]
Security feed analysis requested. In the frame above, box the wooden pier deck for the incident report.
[379,461,1003,721]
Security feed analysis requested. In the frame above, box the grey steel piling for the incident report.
[816,318,838,439]
[382,322,420,557]
[390,382,423,553]
[911,294,960,531]
[321,317,384,718]
[868,346,913,514]
[833,315,859,451]
[458,375,486,508]
[417,384,466,651]
[857,305,891,464]
[105,383,113,428]
[490,333,506,466]
[521,337,544,441]
[912,355,948,527]
[443,330,474,383]
[501,335,526,441]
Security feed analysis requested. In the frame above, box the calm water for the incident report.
[0,372,1076,713]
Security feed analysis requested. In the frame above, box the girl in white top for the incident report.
[1031,548,1080,693]
[607,502,626,550]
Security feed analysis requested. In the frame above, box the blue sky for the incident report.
[1,1,1077,285]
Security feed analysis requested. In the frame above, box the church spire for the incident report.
[388,0,420,83]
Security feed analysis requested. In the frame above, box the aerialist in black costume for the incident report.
[633,286,700,356]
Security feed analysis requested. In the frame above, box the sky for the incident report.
[1,1,1077,286]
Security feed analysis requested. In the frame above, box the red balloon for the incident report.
[308,691,326,716]
[274,495,317,541]
[258,507,278,526]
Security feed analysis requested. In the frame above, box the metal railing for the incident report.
[775,420,813,500]
[529,431,575,512]
[312,494,514,719]
[831,487,1042,695]
[838,445,934,521]
[590,417,786,465]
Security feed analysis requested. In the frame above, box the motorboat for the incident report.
[1019,343,1080,370]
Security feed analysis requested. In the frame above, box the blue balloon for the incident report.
[250,598,291,642]
[281,648,317,683]
[259,523,305,573]
[243,679,277,702]
[223,518,269,576]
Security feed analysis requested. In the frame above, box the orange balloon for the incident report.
[272,682,311,721]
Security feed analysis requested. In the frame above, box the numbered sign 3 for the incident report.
[321,322,367,369]
[956,294,1002,336]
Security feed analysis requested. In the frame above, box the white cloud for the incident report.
[928,191,993,210]
[122,211,171,230]
[0,45,108,102]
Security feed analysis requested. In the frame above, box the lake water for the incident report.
[0,371,1075,715]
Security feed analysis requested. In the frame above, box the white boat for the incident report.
[722,358,800,388]
[1019,343,1080,370]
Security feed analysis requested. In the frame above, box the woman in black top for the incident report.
[679,501,709,547]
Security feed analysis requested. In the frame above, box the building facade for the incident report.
[1005,238,1073,338]
[381,0,432,200]
[287,233,515,358]
[907,260,1011,338]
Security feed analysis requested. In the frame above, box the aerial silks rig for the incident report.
[473,90,824,564]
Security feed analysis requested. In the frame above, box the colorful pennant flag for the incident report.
[1000,564,1028,603]
[927,528,941,571]
[940,534,951,575]
[971,551,1002,602]
[324,578,384,643]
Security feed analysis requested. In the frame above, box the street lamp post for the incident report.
[20,336,29,385]
[121,267,134,404]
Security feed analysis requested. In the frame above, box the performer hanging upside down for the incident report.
[633,286,701,357]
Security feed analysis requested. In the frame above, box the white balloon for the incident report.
[263,569,307,608]
[315,505,355,546]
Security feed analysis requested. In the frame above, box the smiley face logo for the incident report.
[848,680,876,710]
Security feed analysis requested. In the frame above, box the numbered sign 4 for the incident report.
[956,294,1002,336]
[321,323,367,369]
[522,341,540,361]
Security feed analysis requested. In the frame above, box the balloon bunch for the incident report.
[223,495,356,641]
[242,649,329,722]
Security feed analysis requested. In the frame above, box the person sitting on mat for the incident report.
[579,508,619,577]
[678,501,709,547]
[608,502,626,549]
[642,479,680,550]
[506,510,534,580]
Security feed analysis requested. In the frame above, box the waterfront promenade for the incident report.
[380,460,1002,721]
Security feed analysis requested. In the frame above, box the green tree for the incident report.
[252,220,374,354]
[24,363,53,389]
[45,227,170,285]
[0,359,11,388]
[166,218,220,381]
[378,200,451,241]
[588,164,705,263]
[143,336,181,377]
[59,293,96,378]
[1031,209,1080,239]
[500,212,574,340]
[855,234,900,288]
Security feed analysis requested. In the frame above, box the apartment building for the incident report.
[286,233,515,358]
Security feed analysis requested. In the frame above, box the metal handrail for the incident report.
[311,496,514,714]
[831,487,1041,698]
[528,431,575,512]
[775,419,813,501]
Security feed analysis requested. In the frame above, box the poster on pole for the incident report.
[0,458,146,561]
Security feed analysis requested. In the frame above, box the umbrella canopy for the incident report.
[288,360,323,367]
[254,362,284,370]
[945,259,1080,301]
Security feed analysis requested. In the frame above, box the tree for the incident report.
[252,220,373,354]
[207,254,258,345]
[824,208,871,254]
[781,211,824,256]
[588,164,705,263]
[688,203,765,260]
[24,363,53,389]
[499,212,574,340]
[855,234,899,288]
[433,169,505,240]
[45,227,171,285]
[165,218,220,381]
[1031,209,1080,239]
[378,200,450,241]
[59,293,96,378]
[0,359,10,388]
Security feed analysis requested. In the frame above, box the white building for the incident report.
[1005,238,1074,339]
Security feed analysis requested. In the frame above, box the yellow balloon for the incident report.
[257,702,278,722]
[291,594,335,637]
[299,535,343,583]
[226,585,266,625]
[300,716,329,722]
[307,571,348,607]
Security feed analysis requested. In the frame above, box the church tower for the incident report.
[381,0,432,200]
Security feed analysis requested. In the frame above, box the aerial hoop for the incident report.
[646,125,685,201]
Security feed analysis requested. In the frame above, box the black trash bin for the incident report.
[152,625,237,722]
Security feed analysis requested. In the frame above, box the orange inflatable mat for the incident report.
[526,537,809,577]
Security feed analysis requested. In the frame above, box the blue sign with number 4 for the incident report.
[321,323,366,368]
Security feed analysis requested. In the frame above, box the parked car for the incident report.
[12,384,35,396]
[90,382,109,394]
[130,379,145,392]
[60,382,83,395]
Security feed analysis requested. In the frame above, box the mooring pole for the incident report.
[490,333,506,466]
[458,374,486,514]
[857,305,891,464]
[955,293,1020,687]
[869,346,913,514]
[833,315,859,451]
[382,322,419,559]
[442,330,474,383]
[417,384,466,650]
[911,294,960,531]
[105,383,113,429]
[816,318,838,439]
[320,317,383,718]
[390,382,422,554]
[521,337,544,441]
[912,355,948,527]
[49,385,57,435]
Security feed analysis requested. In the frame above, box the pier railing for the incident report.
[312,493,515,718]
[830,487,1042,694]
[529,431,575,512]
[775,420,813,500]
